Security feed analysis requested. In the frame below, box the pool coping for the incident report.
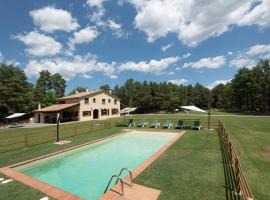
[0,129,185,200]
[99,130,185,200]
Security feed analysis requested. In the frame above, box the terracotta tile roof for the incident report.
[58,91,99,100]
[58,90,120,100]
[35,103,79,112]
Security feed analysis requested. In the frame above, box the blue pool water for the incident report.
[16,131,177,200]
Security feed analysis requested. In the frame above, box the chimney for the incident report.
[86,88,89,93]
[75,91,79,94]
[108,89,112,94]
[38,103,41,110]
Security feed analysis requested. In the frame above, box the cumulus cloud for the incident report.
[118,56,180,74]
[24,53,116,80]
[183,56,225,69]
[228,43,270,69]
[167,78,188,85]
[207,79,231,89]
[0,51,20,66]
[127,0,270,46]
[161,44,173,52]
[86,0,128,38]
[229,58,256,69]
[30,6,79,33]
[69,26,99,50]
[245,44,270,58]
[0,51,4,63]
[12,31,62,57]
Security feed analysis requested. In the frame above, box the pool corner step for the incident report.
[100,183,161,200]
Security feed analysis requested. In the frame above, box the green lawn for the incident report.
[220,117,270,200]
[135,130,225,200]
[0,113,269,200]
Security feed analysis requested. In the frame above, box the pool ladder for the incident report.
[104,168,133,196]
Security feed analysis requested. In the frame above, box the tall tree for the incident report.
[51,73,66,98]
[69,87,87,95]
[0,64,34,119]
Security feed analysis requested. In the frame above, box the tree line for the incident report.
[0,59,269,121]
[0,65,66,120]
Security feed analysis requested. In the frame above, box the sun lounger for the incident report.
[137,120,148,128]
[150,120,160,128]
[192,120,201,130]
[125,119,135,127]
[163,120,173,129]
[175,120,184,129]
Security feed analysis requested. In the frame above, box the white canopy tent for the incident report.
[120,107,137,115]
[181,105,212,130]
[180,106,206,113]
[5,113,26,119]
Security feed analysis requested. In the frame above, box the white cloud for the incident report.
[118,56,180,74]
[246,44,270,58]
[167,78,188,85]
[12,31,62,57]
[128,0,270,46]
[0,51,4,63]
[86,0,104,8]
[69,26,99,50]
[183,56,225,69]
[230,58,256,69]
[161,43,173,52]
[207,79,231,89]
[238,0,270,28]
[182,52,191,59]
[81,74,92,79]
[86,1,128,38]
[24,53,116,80]
[168,71,175,75]
[110,74,118,79]
[0,51,20,66]
[30,6,79,33]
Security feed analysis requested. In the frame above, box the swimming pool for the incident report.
[16,131,178,200]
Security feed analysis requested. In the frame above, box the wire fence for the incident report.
[217,121,255,200]
[0,120,117,153]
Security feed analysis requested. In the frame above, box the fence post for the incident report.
[228,142,233,162]
[25,133,28,147]
[235,157,241,195]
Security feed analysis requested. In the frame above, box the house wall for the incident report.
[34,112,57,123]
[79,93,120,121]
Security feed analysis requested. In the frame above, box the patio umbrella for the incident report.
[120,107,137,123]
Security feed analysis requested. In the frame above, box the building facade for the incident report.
[34,90,120,123]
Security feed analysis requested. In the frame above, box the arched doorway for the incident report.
[93,109,99,119]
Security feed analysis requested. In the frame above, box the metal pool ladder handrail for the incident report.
[117,168,133,187]
[103,168,133,196]
[104,175,124,196]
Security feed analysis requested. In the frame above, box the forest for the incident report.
[0,59,269,120]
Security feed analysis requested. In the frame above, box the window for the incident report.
[112,108,119,115]
[108,99,111,103]
[102,99,106,104]
[93,98,96,103]
[101,109,109,116]
[85,98,89,104]
[114,99,117,105]
[82,111,91,116]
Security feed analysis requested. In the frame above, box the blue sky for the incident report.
[1,0,270,93]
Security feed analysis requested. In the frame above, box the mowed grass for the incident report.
[135,130,225,200]
[220,116,270,200]
[0,113,269,200]
[0,127,123,200]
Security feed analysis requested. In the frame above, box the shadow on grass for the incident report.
[218,131,240,200]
